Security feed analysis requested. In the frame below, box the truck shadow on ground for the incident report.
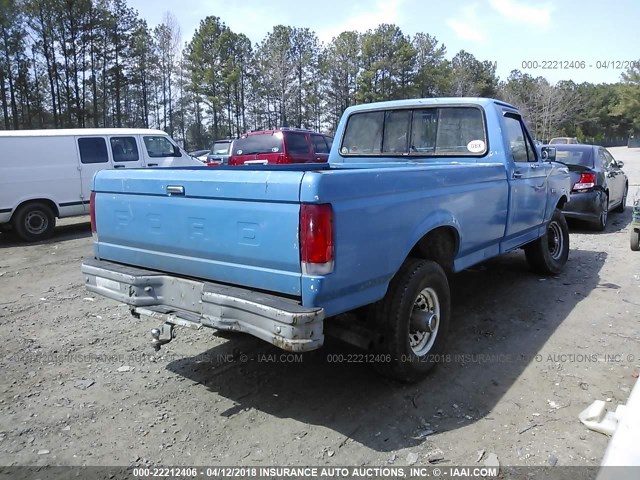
[166,247,605,453]
[0,221,91,248]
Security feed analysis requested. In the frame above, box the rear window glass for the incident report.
[233,133,283,155]
[110,136,139,162]
[78,137,108,164]
[556,149,594,168]
[211,141,231,155]
[341,107,486,157]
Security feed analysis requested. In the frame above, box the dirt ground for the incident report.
[1,147,639,471]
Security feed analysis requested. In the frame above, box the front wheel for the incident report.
[524,209,570,275]
[372,258,451,383]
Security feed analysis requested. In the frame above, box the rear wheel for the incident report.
[12,202,56,242]
[372,258,450,383]
[592,194,608,231]
[525,209,570,275]
[615,185,628,213]
[631,230,640,251]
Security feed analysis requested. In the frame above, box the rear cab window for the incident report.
[78,137,109,164]
[340,106,487,158]
[233,133,283,155]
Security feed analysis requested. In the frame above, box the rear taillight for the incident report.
[90,191,97,236]
[300,204,334,275]
[573,173,596,191]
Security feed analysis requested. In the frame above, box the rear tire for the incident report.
[592,194,608,231]
[631,230,640,251]
[12,202,56,242]
[524,209,569,275]
[372,258,450,383]
[615,185,627,213]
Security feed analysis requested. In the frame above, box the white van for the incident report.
[0,128,201,242]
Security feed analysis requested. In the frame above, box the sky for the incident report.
[127,0,640,84]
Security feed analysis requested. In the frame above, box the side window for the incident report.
[324,136,333,151]
[341,111,384,154]
[284,132,311,154]
[78,137,108,164]
[524,133,537,162]
[503,115,529,163]
[311,134,329,154]
[110,137,139,162]
[143,136,178,158]
[383,110,411,154]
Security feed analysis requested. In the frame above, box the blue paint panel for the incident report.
[93,168,305,296]
[298,162,509,314]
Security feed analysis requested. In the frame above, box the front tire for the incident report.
[372,258,451,383]
[525,208,570,275]
[12,202,56,242]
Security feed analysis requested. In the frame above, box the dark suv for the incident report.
[228,128,333,166]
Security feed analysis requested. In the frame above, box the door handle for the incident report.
[166,185,185,195]
[148,163,158,167]
[530,163,539,169]
[513,172,524,179]
[114,164,125,169]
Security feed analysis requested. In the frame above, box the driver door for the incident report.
[503,113,551,245]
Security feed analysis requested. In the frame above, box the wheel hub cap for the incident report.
[25,212,47,235]
[409,287,441,356]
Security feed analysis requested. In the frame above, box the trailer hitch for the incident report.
[150,323,176,351]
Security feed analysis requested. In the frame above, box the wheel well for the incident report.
[556,195,568,210]
[13,199,59,220]
[408,226,459,273]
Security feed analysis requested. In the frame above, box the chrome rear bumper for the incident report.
[81,258,324,352]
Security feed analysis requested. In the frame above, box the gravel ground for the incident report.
[0,147,638,471]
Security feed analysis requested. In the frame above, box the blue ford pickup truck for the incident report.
[82,98,571,382]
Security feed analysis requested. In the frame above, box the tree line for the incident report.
[1,0,639,149]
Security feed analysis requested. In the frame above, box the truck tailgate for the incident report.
[92,168,305,296]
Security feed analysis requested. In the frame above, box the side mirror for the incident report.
[541,146,556,162]
[617,160,624,168]
[173,145,182,157]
